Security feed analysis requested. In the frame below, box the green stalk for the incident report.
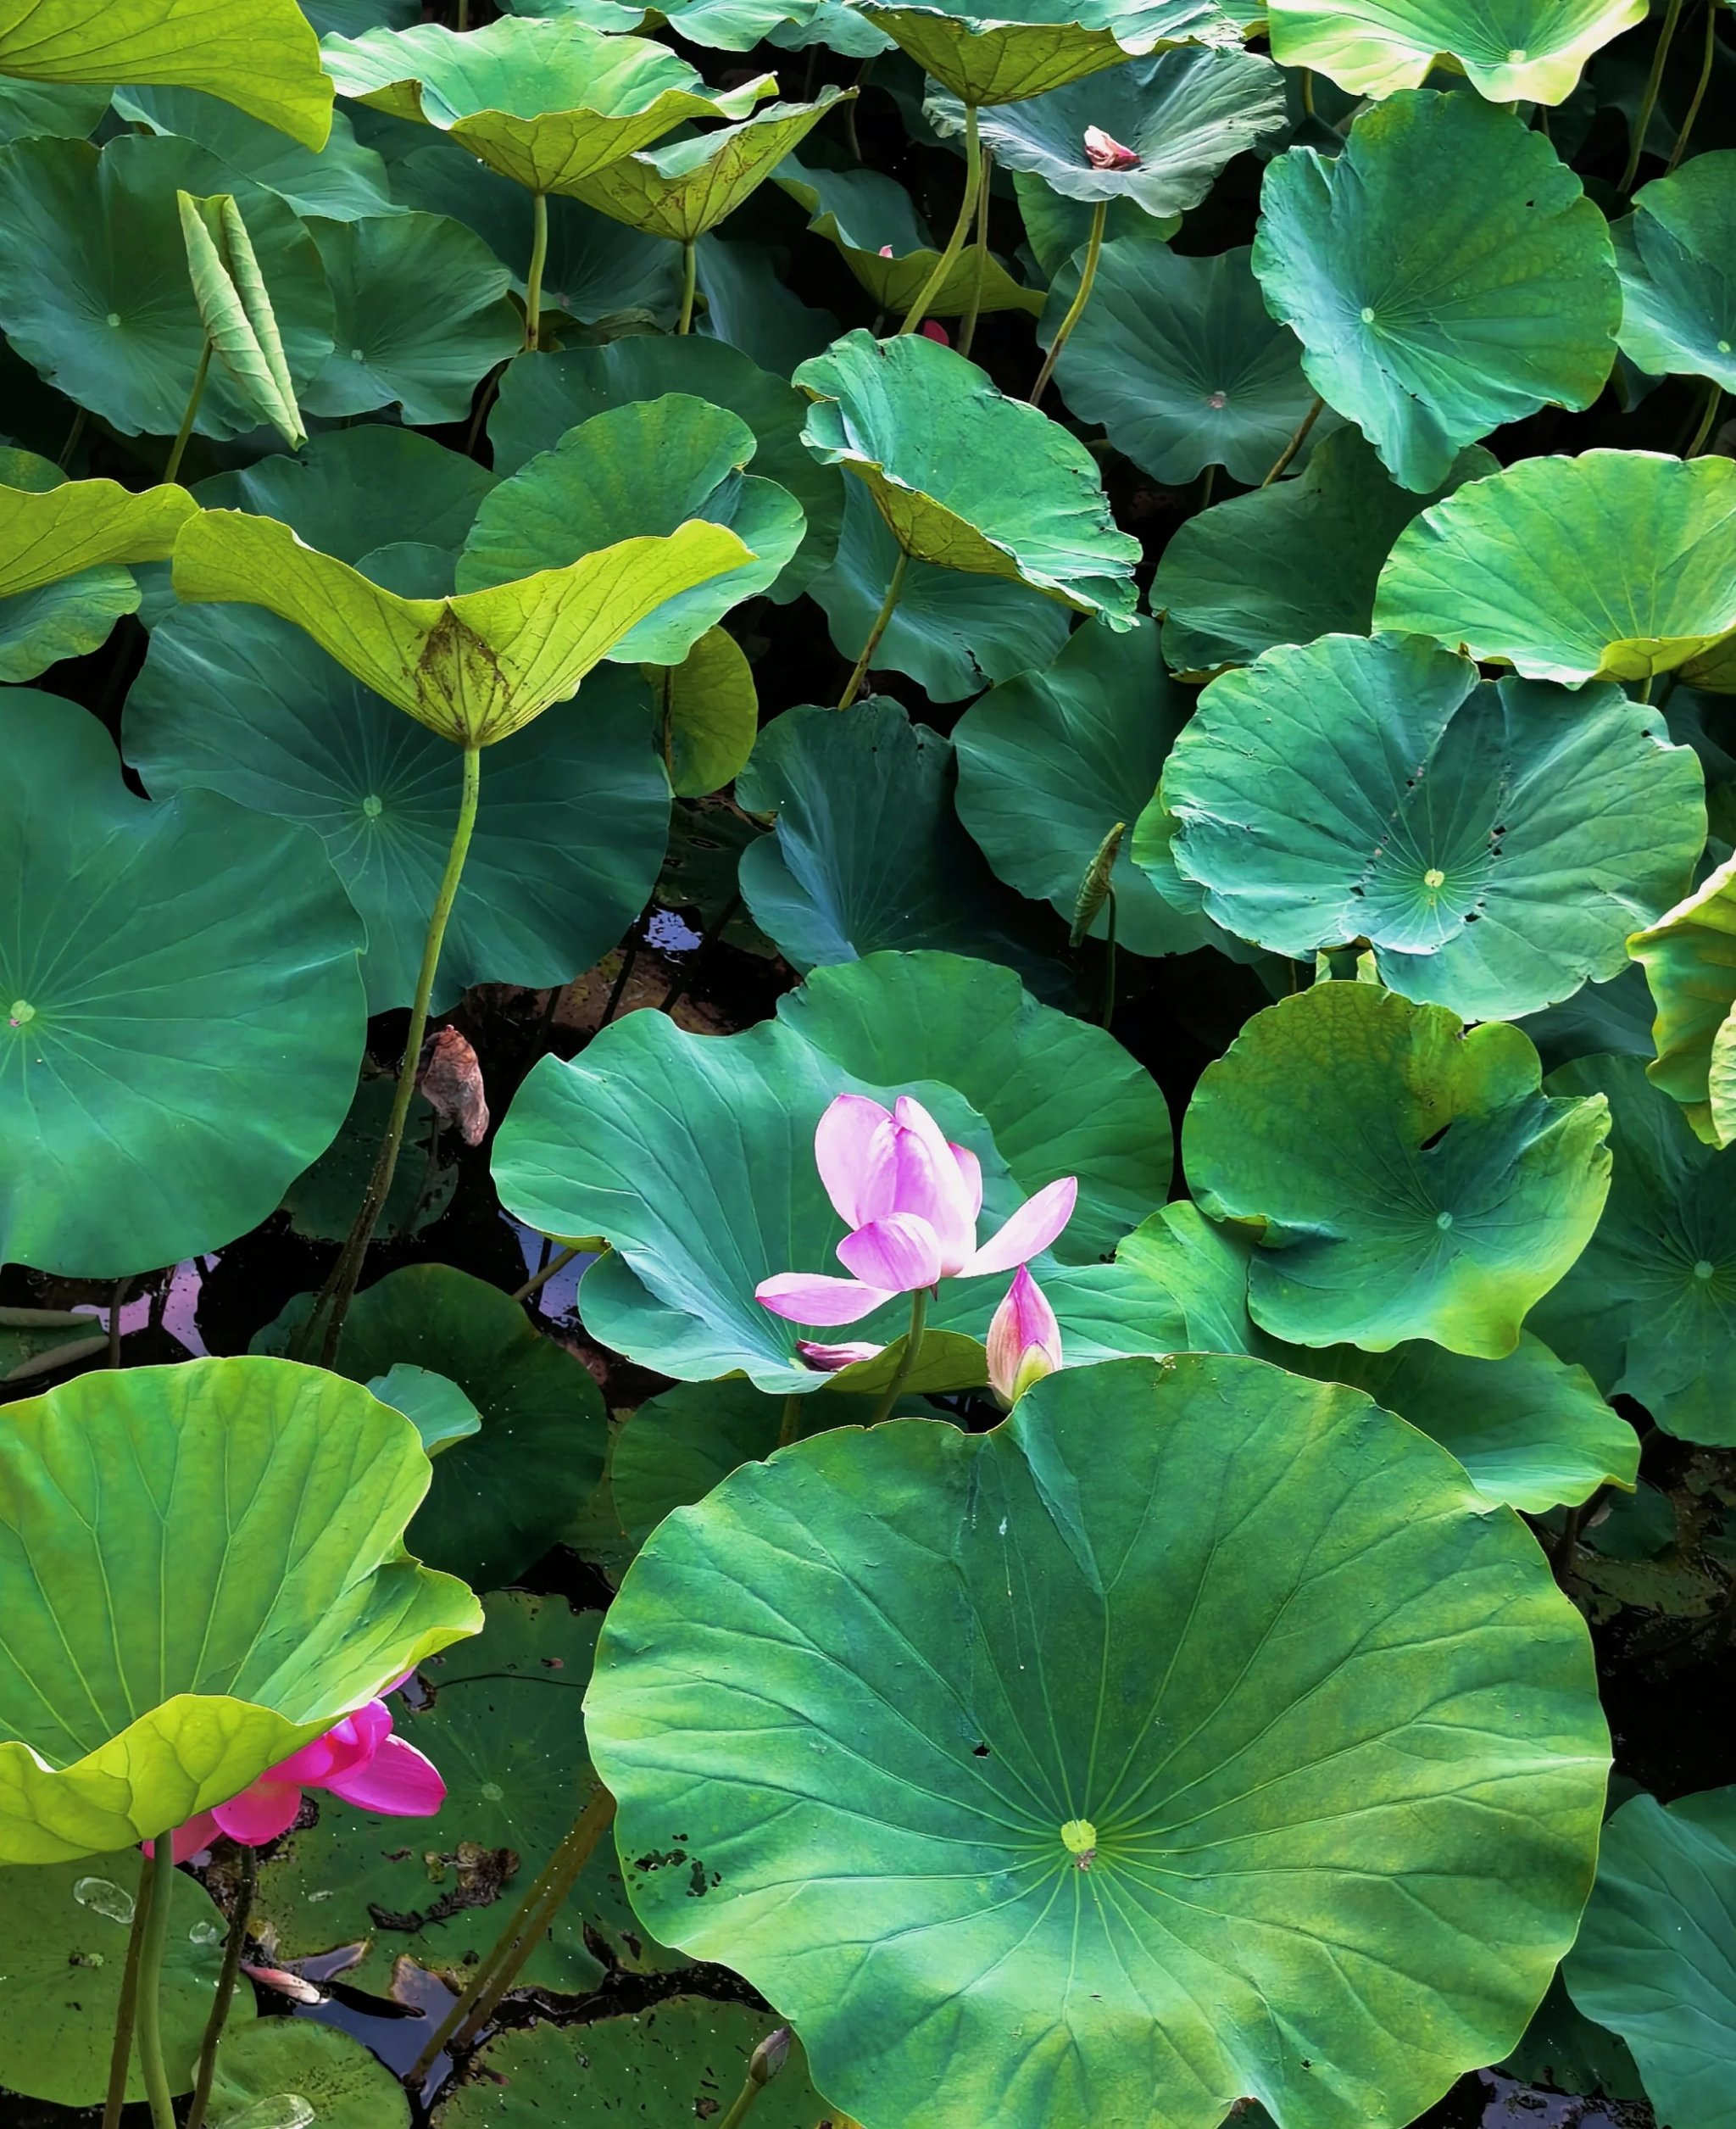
[898,101,980,337]
[1622,0,1685,192]
[135,1842,178,2129]
[777,1393,803,1447]
[1687,377,1723,456]
[1100,885,1118,1031]
[1261,394,1325,486]
[164,340,213,483]
[523,193,549,349]
[1028,198,1106,407]
[184,1847,256,2129]
[100,1855,151,2129]
[867,1288,928,1428]
[1666,0,1719,170]
[677,240,698,334]
[837,547,909,709]
[510,1240,583,1305]
[957,146,993,359]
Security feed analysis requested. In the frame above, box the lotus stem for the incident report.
[407,1785,618,2085]
[778,1393,803,1446]
[184,1845,256,2129]
[1666,0,1719,170]
[511,1240,584,1305]
[1622,0,1684,192]
[1029,198,1106,408]
[524,192,549,349]
[1100,885,1118,1031]
[1687,377,1723,456]
[58,404,88,470]
[1261,394,1325,486]
[457,0,468,25]
[898,100,981,337]
[957,147,993,359]
[837,547,909,708]
[867,1287,928,1427]
[135,1842,178,2129]
[107,1274,135,1367]
[101,1855,151,2129]
[678,240,698,334]
[164,339,213,484]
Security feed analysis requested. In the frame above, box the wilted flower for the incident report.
[756,1093,1076,1329]
[1082,125,1141,171]
[987,1265,1062,1407]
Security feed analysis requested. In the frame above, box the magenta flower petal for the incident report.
[837,1213,945,1293]
[213,1778,304,1847]
[147,1812,221,1864]
[757,1271,893,1325]
[961,1176,1079,1278]
[323,1732,447,1818]
[889,1099,978,1269]
[798,1339,884,1371]
[814,1094,895,1227]
[987,1266,1063,1407]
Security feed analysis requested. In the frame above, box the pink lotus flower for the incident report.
[1082,125,1141,171]
[988,1265,1063,1407]
[150,1698,443,1864]
[756,1093,1077,1329]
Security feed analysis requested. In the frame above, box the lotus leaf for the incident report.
[0,76,107,141]
[207,2024,408,2129]
[0,0,333,148]
[660,0,821,49]
[114,84,400,220]
[302,211,523,426]
[693,226,843,372]
[171,506,753,745]
[0,1849,253,2105]
[807,479,1070,701]
[281,1078,455,1243]
[1253,91,1619,491]
[1500,1975,1645,2102]
[1628,851,1736,1146]
[0,1305,106,1384]
[734,699,1061,984]
[1160,632,1707,1021]
[1015,170,1175,277]
[1266,0,1646,104]
[952,616,1214,955]
[571,90,851,242]
[771,0,895,53]
[1614,152,1736,390]
[793,326,1140,621]
[456,395,802,666]
[0,133,334,442]
[320,18,774,196]
[855,0,1243,106]
[587,1352,1609,2129]
[1151,427,1496,675]
[1374,449,1736,685]
[1531,1053,1736,1443]
[612,1379,804,1546]
[0,1357,481,1863]
[126,610,666,1014]
[1043,240,1324,485]
[928,44,1287,215]
[369,1364,483,1457]
[0,688,365,1277]
[656,626,758,795]
[1038,1201,1258,1363]
[1564,1786,1736,2129]
[1183,980,1613,1355]
[256,1593,669,1998]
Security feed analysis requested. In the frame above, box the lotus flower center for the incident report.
[481,1781,504,1801]
[1506,47,1526,62]
[1694,1259,1716,1280]
[1060,1817,1097,1858]
[8,1000,34,1025]
[1436,1211,1454,1229]
[362,794,384,818]
[1721,340,1733,354]
[351,347,367,361]
[1423,867,1446,889]
[1360,306,1376,324]
[106,312,121,328]
[1208,390,1227,409]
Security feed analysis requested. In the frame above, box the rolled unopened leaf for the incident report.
[177,188,305,448]
[1070,818,1124,947]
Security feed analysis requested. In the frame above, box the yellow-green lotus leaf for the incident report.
[1266,0,1646,105]
[0,474,195,599]
[1629,851,1736,1148]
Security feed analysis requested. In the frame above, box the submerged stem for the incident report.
[135,1843,178,2129]
[957,146,993,359]
[837,547,909,709]
[677,240,698,334]
[164,340,213,483]
[1029,198,1106,407]
[1261,394,1325,487]
[1622,0,1684,192]
[184,1846,256,2129]
[898,101,980,338]
[866,1288,928,1428]
[1666,0,1719,171]
[100,1854,152,2129]
[524,192,549,349]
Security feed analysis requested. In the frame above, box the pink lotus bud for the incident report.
[921,320,949,344]
[798,1339,883,1372]
[1082,125,1140,171]
[879,244,895,257]
[987,1266,1062,1408]
[749,2028,792,2085]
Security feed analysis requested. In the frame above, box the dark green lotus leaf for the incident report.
[438,2002,827,2129]
[776,153,1044,318]
[113,83,400,218]
[693,227,843,374]
[1519,963,1661,1079]
[302,211,522,426]
[587,1352,1609,2129]
[795,327,1140,621]
[1253,91,1619,492]
[0,132,333,441]
[1160,632,1706,1022]
[929,44,1285,215]
[494,1002,1041,1393]
[207,2023,408,2129]
[0,0,335,149]
[572,90,850,243]
[1044,239,1324,485]
[954,615,1216,956]
[0,1357,481,1864]
[1151,427,1496,676]
[1374,450,1736,687]
[770,0,896,54]
[321,17,772,195]
[1530,1053,1736,1444]
[0,77,108,141]
[257,1264,608,1589]
[1015,169,1175,276]
[1614,153,1736,390]
[1564,1786,1736,2129]
[0,688,364,1278]
[1628,851,1736,1148]
[503,0,651,29]
[0,448,142,679]
[309,0,422,29]
[855,0,1242,106]
[776,949,1171,1262]
[488,337,839,600]
[0,1849,253,2106]
[126,608,666,1014]
[256,1592,677,1998]
[1183,980,1613,1355]
[457,393,803,666]
[1500,1973,1645,2101]
[280,1077,457,1241]
[734,699,1062,987]
[806,478,1070,702]
[659,0,820,50]
[1266,0,1644,103]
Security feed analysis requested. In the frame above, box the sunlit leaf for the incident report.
[654,626,758,796]
[1266,0,1647,105]
[1628,851,1736,1148]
